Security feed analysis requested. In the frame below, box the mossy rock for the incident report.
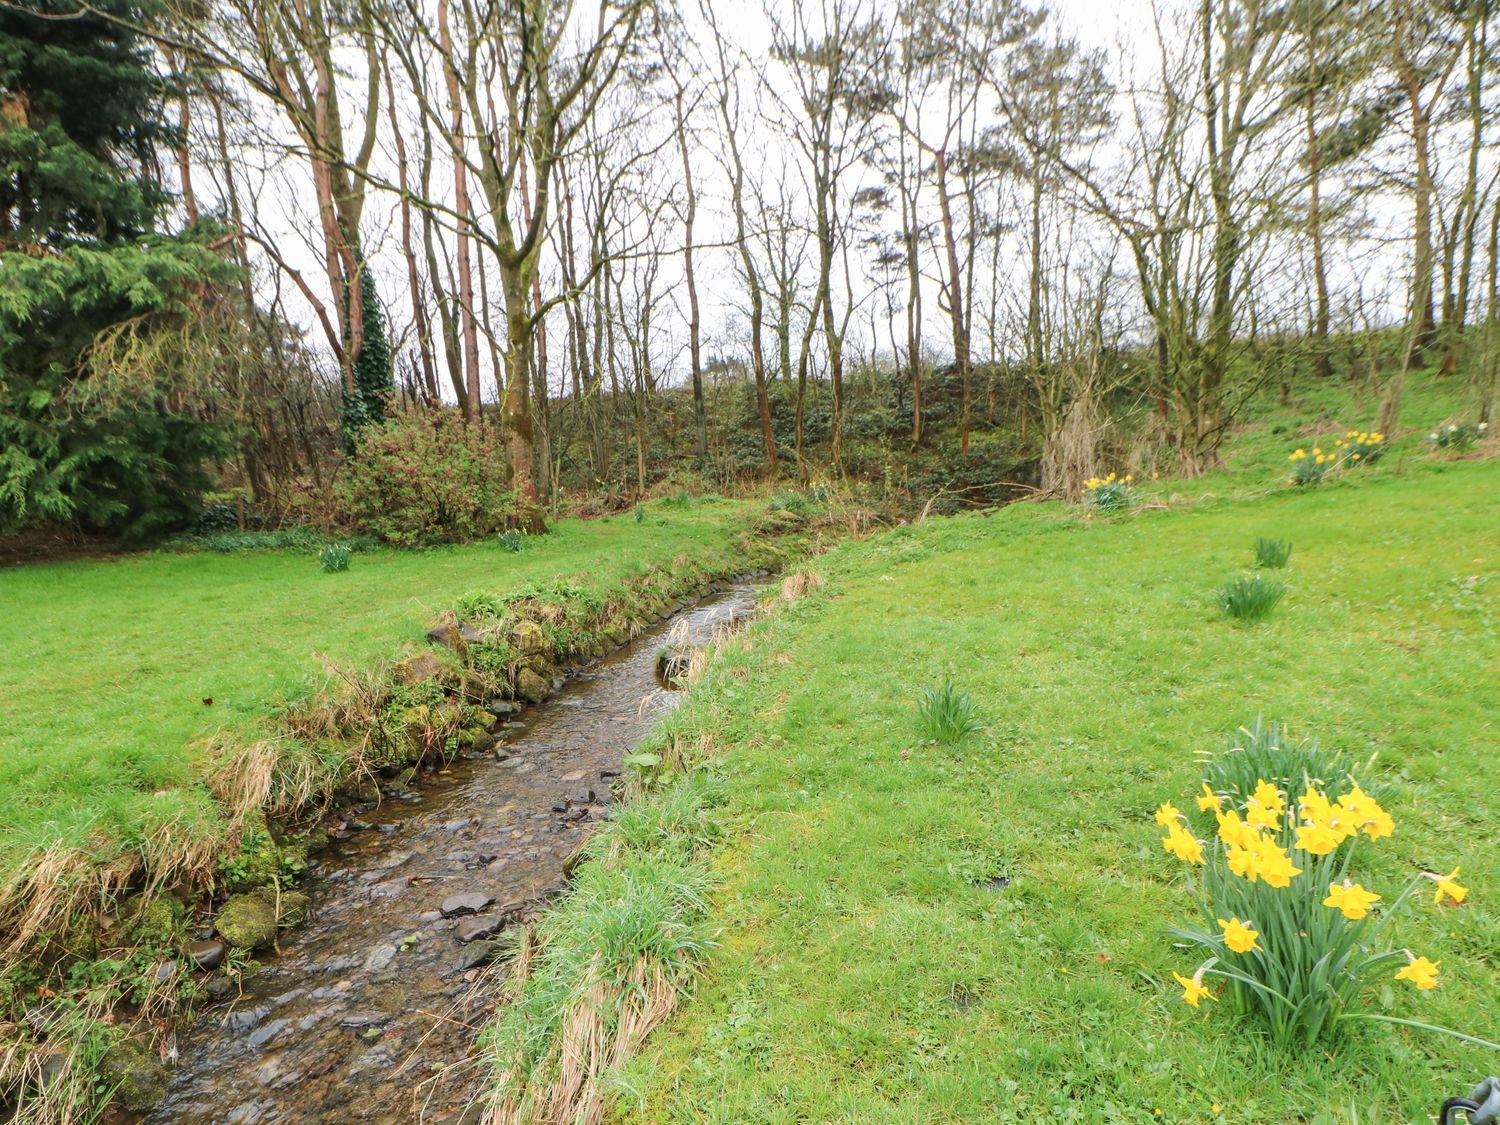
[511,620,548,656]
[515,667,550,703]
[215,888,309,950]
[99,1037,169,1113]
[124,894,183,949]
[458,722,493,750]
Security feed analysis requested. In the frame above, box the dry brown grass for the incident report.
[484,944,679,1125]
[780,568,824,602]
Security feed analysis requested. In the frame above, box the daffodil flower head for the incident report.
[1196,783,1223,813]
[1172,968,1215,1007]
[1395,954,1440,990]
[1250,837,1302,888]
[1323,880,1380,920]
[1430,867,1468,906]
[1218,916,1262,954]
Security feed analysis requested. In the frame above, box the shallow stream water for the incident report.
[140,582,758,1124]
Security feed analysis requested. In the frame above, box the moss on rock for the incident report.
[215,887,307,950]
[99,1037,169,1113]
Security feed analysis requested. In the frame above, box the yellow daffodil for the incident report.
[1216,808,1257,849]
[1196,783,1223,813]
[1251,837,1302,888]
[1226,843,1259,881]
[1245,798,1280,832]
[1323,880,1381,920]
[1396,954,1440,990]
[1299,786,1335,823]
[1172,969,1215,1008]
[1251,780,1285,815]
[1162,822,1205,865]
[1154,801,1182,827]
[1430,867,1468,906]
[1295,819,1341,856]
[1218,917,1262,954]
[1339,784,1394,840]
[1351,452,1361,460]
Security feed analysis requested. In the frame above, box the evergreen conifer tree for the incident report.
[0,0,234,539]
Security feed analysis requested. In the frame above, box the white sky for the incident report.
[201,0,1423,403]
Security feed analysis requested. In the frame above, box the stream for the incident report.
[141,582,759,1124]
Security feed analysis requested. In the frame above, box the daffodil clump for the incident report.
[1158,774,1476,1048]
[1287,431,1385,486]
[1428,421,1487,453]
[1082,472,1133,514]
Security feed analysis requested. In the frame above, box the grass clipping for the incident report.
[480,749,731,1125]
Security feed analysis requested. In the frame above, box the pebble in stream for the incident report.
[141,586,758,1125]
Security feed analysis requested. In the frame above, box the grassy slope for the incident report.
[0,502,756,876]
[625,398,1498,1120]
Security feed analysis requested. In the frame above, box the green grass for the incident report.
[618,457,1499,1122]
[0,500,758,884]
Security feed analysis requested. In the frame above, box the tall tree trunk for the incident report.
[935,150,972,454]
[673,90,707,458]
[1305,19,1331,379]
[437,0,480,418]
[385,55,438,402]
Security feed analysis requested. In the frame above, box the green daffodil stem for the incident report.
[1347,1014,1500,1054]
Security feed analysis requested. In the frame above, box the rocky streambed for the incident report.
[138,582,759,1124]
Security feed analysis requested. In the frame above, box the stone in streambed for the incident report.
[516,667,550,703]
[440,892,494,918]
[455,916,504,943]
[215,889,309,951]
[184,939,226,971]
[99,1038,169,1113]
[458,940,507,970]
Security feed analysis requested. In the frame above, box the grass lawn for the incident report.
[0,501,757,886]
[624,456,1499,1122]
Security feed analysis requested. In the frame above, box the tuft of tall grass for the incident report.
[916,680,982,744]
[1253,537,1292,569]
[318,542,351,572]
[1215,573,1284,622]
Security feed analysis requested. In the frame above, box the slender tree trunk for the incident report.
[673,90,707,458]
[438,0,481,418]
[935,149,972,453]
[385,56,438,402]
[1305,20,1331,379]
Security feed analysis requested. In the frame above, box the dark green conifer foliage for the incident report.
[0,0,233,540]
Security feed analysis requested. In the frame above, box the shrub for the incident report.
[338,408,522,546]
[318,542,350,572]
[916,680,981,744]
[1253,537,1292,569]
[1156,765,1486,1052]
[1427,421,1486,453]
[1082,472,1133,513]
[1216,574,1284,622]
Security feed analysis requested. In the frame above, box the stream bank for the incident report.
[139,581,761,1124]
